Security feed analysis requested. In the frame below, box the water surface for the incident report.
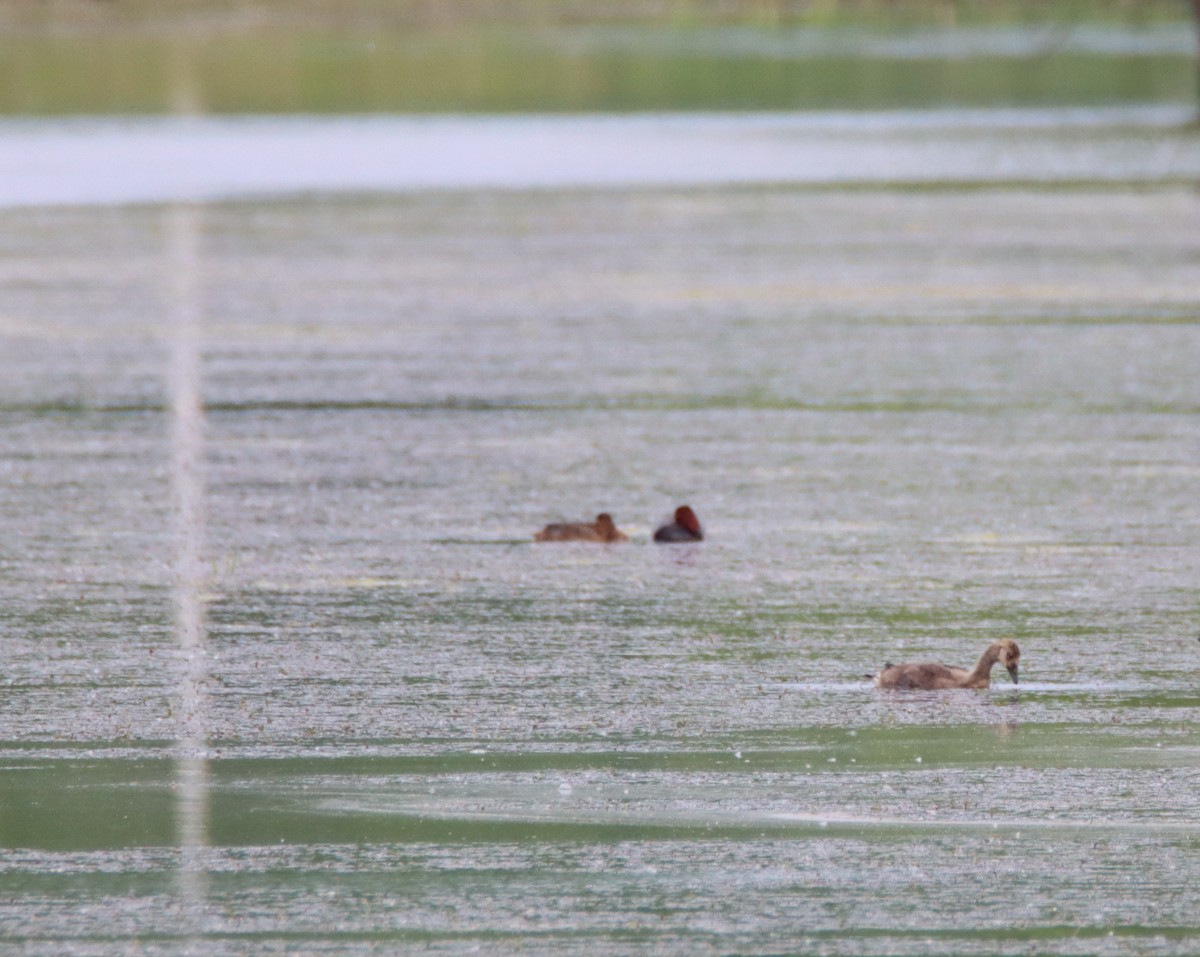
[2,113,1200,954]
[3,106,1200,206]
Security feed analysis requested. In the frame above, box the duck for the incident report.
[653,505,704,543]
[534,512,628,543]
[872,639,1020,690]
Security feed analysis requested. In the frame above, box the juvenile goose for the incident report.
[653,505,704,543]
[534,512,628,543]
[873,639,1020,690]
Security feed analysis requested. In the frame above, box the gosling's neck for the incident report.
[964,646,1002,688]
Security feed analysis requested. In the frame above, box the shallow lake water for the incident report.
[2,110,1200,954]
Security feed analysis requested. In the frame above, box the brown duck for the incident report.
[872,639,1021,690]
[534,513,628,543]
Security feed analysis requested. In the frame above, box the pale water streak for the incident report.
[0,106,1197,207]
[563,23,1200,60]
[166,201,210,938]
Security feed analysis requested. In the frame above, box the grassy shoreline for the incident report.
[3,0,1193,33]
[2,1,1195,115]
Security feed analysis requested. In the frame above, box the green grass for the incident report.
[0,1,1195,114]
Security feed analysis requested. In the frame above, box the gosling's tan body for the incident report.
[534,513,628,543]
[873,639,1021,690]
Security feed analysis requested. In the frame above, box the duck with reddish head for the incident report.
[535,513,628,543]
[653,505,703,543]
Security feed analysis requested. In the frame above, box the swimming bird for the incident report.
[653,505,704,543]
[534,513,628,543]
[872,639,1020,690]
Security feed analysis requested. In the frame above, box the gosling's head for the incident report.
[995,638,1021,684]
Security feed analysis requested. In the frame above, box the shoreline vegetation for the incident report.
[2,0,1194,31]
[1,0,1196,114]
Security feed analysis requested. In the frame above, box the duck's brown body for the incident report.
[873,639,1020,690]
[535,513,628,543]
[653,505,704,543]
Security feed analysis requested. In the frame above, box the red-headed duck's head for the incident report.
[674,505,702,537]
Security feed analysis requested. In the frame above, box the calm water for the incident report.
[4,106,1200,206]
[2,109,1200,954]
